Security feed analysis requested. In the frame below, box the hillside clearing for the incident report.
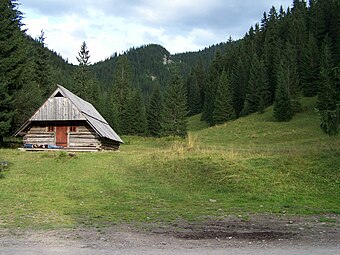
[0,97,339,230]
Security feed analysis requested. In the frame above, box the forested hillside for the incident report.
[0,0,339,142]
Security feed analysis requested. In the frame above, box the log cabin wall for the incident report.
[24,126,55,145]
[99,137,120,150]
[23,123,104,151]
[68,125,100,150]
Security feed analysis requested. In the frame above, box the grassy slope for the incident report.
[0,97,339,229]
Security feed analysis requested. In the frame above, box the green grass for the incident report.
[0,97,339,229]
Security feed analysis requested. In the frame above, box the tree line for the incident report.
[185,0,339,136]
[0,0,339,144]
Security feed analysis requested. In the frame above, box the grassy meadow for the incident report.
[0,97,339,229]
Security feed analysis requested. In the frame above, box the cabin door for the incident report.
[56,126,68,147]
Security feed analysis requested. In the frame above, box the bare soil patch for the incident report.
[145,214,339,244]
[0,214,339,254]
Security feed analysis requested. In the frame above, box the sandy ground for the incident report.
[0,214,339,254]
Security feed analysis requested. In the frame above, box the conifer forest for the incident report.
[0,0,339,142]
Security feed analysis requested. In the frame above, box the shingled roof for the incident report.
[14,85,123,144]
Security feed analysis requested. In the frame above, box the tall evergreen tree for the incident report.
[186,66,202,116]
[273,59,293,122]
[147,85,162,137]
[230,56,247,117]
[263,6,280,102]
[125,89,147,136]
[112,54,132,134]
[161,67,188,138]
[74,41,92,101]
[194,59,206,108]
[0,0,26,142]
[316,37,339,136]
[212,70,235,125]
[282,43,301,113]
[301,32,320,96]
[0,81,12,143]
[34,30,53,97]
[201,50,224,125]
[241,53,269,115]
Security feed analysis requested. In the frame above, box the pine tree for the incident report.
[230,56,247,117]
[0,82,12,143]
[273,59,293,122]
[281,43,301,113]
[316,37,339,136]
[186,67,201,116]
[125,89,147,136]
[201,50,224,125]
[194,59,206,109]
[147,85,162,137]
[34,30,53,97]
[12,79,43,131]
[301,32,320,96]
[263,6,280,103]
[161,67,188,138]
[241,53,261,115]
[212,70,235,125]
[74,41,92,101]
[112,54,132,134]
[290,0,308,77]
[0,0,26,142]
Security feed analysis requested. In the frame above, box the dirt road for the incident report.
[1,214,339,255]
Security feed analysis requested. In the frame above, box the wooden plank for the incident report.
[18,148,99,152]
[77,126,95,132]
[25,134,55,138]
[28,127,47,131]
[25,138,54,142]
[69,136,97,140]
[69,143,99,147]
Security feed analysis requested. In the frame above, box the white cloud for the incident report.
[20,0,293,64]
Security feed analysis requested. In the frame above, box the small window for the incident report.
[54,92,64,97]
[69,126,77,132]
[47,126,54,132]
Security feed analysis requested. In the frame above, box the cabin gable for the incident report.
[31,97,86,121]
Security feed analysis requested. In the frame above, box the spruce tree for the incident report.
[186,67,202,116]
[194,59,206,109]
[212,70,235,125]
[0,83,12,143]
[241,53,262,115]
[161,67,188,138]
[273,59,293,122]
[263,6,280,103]
[316,37,339,136]
[0,0,25,142]
[281,43,301,113]
[125,89,147,136]
[147,85,162,137]
[230,56,247,117]
[34,30,53,97]
[290,0,308,78]
[201,50,224,125]
[74,41,92,101]
[301,32,320,97]
[112,54,132,134]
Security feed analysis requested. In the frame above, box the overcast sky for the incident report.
[19,0,293,64]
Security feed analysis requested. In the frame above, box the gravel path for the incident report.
[1,214,339,255]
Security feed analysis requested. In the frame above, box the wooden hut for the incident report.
[14,85,123,151]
